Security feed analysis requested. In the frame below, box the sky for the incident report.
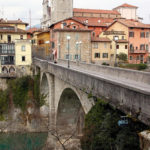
[0,0,150,26]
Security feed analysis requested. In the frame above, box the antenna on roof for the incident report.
[0,7,4,18]
[29,9,31,29]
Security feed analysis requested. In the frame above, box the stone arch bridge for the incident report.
[33,58,150,149]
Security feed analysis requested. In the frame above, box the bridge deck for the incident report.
[35,58,150,95]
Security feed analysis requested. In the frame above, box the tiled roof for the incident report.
[114,3,138,9]
[53,28,92,32]
[27,28,40,33]
[0,19,28,26]
[117,19,150,29]
[0,25,27,33]
[116,39,128,43]
[73,17,114,27]
[73,8,120,15]
[91,37,111,42]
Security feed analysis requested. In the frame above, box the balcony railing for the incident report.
[130,49,148,54]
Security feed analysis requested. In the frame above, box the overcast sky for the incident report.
[0,0,150,26]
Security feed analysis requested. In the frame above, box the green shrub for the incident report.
[102,62,109,66]
[119,63,148,70]
[137,64,148,70]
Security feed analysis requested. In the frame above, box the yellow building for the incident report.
[91,37,112,64]
[37,30,50,56]
[0,19,28,30]
[0,19,32,77]
[100,21,129,65]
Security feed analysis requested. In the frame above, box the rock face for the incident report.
[0,101,49,133]
[0,78,7,90]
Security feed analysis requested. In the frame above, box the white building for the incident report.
[113,3,139,20]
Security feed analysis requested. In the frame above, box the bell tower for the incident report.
[51,0,73,24]
[41,0,51,28]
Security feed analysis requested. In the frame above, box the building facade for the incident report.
[0,19,32,77]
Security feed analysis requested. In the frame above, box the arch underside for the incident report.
[56,88,85,137]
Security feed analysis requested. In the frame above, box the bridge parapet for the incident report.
[58,59,150,86]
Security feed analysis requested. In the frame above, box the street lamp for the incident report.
[67,35,71,68]
[114,36,119,67]
[79,41,82,61]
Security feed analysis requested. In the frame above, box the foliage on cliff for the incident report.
[0,90,9,120]
[81,99,148,150]
[0,75,46,117]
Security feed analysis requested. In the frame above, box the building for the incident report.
[100,22,129,65]
[113,3,139,21]
[50,18,92,63]
[0,19,32,77]
[91,37,111,64]
[37,30,50,57]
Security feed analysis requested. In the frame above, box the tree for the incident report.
[81,99,148,150]
[118,53,127,62]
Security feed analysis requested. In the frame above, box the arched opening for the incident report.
[40,73,49,118]
[9,66,15,74]
[2,66,8,74]
[57,88,85,137]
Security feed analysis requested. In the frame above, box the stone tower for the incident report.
[50,0,73,24]
[41,0,51,28]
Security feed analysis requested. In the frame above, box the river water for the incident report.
[0,132,48,150]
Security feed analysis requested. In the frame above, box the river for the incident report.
[0,132,48,150]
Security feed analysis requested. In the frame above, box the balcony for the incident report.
[15,39,31,43]
[129,49,148,54]
[0,43,15,55]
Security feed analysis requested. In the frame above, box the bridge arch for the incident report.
[56,87,85,136]
[40,73,50,118]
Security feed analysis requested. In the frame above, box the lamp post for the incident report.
[67,35,71,68]
[79,41,82,61]
[114,36,119,67]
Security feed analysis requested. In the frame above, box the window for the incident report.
[92,32,95,37]
[104,43,107,49]
[130,56,133,60]
[136,56,140,60]
[122,36,124,40]
[93,42,98,49]
[146,32,149,38]
[140,44,145,50]
[74,54,79,59]
[22,56,25,62]
[136,47,138,50]
[146,45,149,51]
[140,32,145,38]
[129,32,134,37]
[20,35,23,39]
[21,45,25,51]
[125,45,128,49]
[73,26,77,29]
[95,53,100,58]
[110,45,112,49]
[0,35,3,40]
[103,53,108,58]
[113,36,119,40]
[52,42,55,48]
[116,45,119,49]
[7,35,11,43]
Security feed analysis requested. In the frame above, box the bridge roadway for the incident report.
[34,58,150,125]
